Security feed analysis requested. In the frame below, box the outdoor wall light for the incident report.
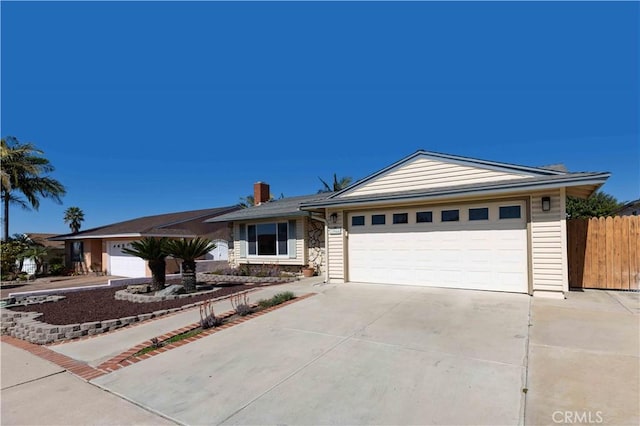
[541,196,551,212]
[329,212,338,224]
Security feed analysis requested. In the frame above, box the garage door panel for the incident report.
[347,202,528,293]
[108,241,147,278]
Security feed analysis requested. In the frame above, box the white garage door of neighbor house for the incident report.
[347,201,528,293]
[108,241,147,278]
[206,240,229,261]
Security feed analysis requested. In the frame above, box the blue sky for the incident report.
[2,1,638,235]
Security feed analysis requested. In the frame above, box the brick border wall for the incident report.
[1,288,260,345]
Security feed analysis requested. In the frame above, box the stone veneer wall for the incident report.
[306,218,325,274]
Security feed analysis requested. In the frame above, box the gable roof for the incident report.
[206,193,334,222]
[300,172,610,209]
[613,199,640,216]
[329,150,568,199]
[50,206,240,240]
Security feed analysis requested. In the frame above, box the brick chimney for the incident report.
[254,182,270,206]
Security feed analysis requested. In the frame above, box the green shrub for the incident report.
[257,291,295,309]
[48,262,65,276]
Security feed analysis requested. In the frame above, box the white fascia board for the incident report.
[54,233,196,240]
[301,177,609,210]
[54,233,143,240]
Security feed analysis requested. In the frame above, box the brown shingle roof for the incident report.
[50,206,239,240]
[25,233,65,250]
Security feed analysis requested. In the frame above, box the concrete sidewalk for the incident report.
[0,342,175,425]
[1,275,122,299]
[50,279,324,366]
[525,290,639,425]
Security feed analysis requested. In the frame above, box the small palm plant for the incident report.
[167,238,216,292]
[122,237,169,291]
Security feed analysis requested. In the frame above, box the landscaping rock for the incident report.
[137,313,153,321]
[156,284,185,297]
[127,284,151,294]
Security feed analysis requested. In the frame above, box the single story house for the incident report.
[50,206,240,277]
[614,199,640,216]
[209,150,609,299]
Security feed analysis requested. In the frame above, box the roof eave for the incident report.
[49,232,197,241]
[206,211,310,223]
[300,175,610,209]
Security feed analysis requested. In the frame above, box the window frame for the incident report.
[469,207,489,221]
[499,205,522,220]
[351,216,365,227]
[441,209,460,222]
[247,222,289,257]
[371,214,386,225]
[416,211,433,223]
[392,213,408,224]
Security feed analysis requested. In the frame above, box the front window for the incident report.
[248,223,288,256]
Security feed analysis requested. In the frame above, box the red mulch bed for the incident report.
[8,283,275,325]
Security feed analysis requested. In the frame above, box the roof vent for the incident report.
[539,164,568,172]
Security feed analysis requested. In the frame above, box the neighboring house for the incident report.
[210,150,609,299]
[20,233,65,275]
[50,206,240,277]
[613,199,640,216]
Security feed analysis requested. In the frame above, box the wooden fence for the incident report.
[567,216,639,290]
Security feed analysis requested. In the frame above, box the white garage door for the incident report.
[108,241,147,278]
[206,240,229,261]
[347,201,528,293]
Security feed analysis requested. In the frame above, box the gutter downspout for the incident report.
[309,212,328,284]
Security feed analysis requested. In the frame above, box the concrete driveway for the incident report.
[0,342,173,425]
[93,283,533,425]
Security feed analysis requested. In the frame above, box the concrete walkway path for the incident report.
[1,274,122,299]
[0,342,175,425]
[50,279,324,367]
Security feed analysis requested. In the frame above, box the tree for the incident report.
[238,194,254,209]
[167,238,216,292]
[64,206,85,233]
[0,234,36,279]
[1,136,66,241]
[318,174,352,193]
[238,193,277,208]
[566,191,622,219]
[122,237,170,291]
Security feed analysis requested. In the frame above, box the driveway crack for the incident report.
[1,370,66,391]
[521,296,532,426]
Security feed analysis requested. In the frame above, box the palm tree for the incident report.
[21,245,48,275]
[64,206,85,233]
[318,174,352,193]
[167,238,216,292]
[1,137,66,241]
[239,194,255,208]
[239,193,277,208]
[122,237,170,291]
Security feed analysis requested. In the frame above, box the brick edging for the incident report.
[96,293,316,374]
[0,335,107,381]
